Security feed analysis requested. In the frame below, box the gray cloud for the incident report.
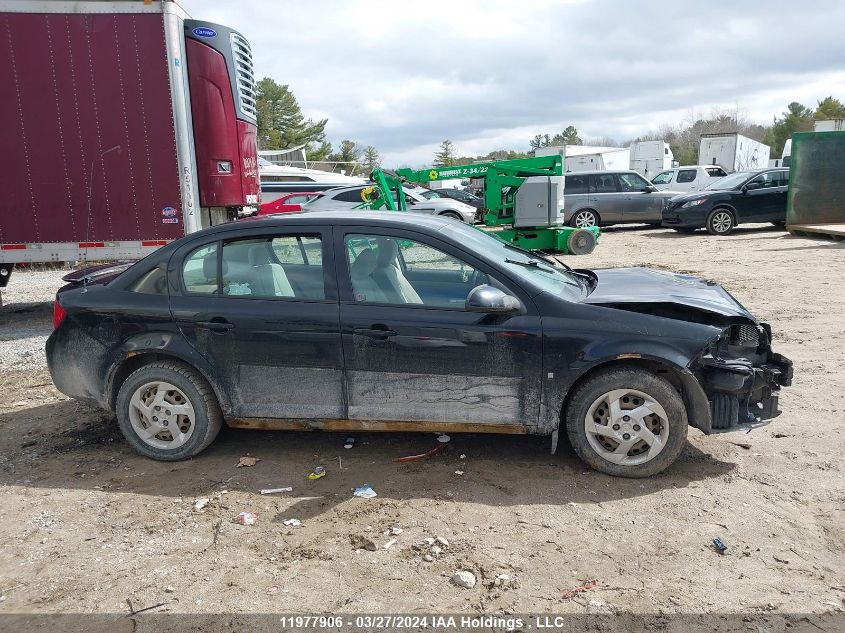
[181,0,845,164]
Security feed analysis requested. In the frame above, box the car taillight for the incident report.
[53,300,67,329]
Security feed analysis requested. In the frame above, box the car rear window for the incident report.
[333,189,365,203]
[677,169,697,183]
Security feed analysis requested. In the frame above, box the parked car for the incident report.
[256,192,319,216]
[651,166,728,193]
[564,170,682,228]
[302,185,478,223]
[431,188,484,209]
[662,168,789,235]
[46,212,792,477]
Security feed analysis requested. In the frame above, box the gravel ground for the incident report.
[0,269,65,371]
[0,225,843,625]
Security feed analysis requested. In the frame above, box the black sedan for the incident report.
[662,168,789,235]
[46,212,792,477]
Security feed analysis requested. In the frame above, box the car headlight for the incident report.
[680,199,706,208]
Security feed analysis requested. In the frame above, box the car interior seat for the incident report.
[349,249,388,303]
[248,245,295,297]
[372,238,422,304]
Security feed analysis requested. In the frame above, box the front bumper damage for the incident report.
[692,322,793,433]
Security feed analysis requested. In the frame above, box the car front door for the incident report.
[616,172,663,223]
[335,228,543,429]
[735,172,787,222]
[169,226,344,420]
[587,173,624,222]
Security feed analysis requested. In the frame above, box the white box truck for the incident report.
[629,141,677,179]
[535,145,630,172]
[698,133,770,173]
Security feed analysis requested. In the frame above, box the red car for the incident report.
[257,192,319,216]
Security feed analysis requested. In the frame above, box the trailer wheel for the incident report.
[566,229,596,255]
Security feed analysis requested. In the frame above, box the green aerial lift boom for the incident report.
[359,156,599,255]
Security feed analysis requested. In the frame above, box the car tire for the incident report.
[564,367,688,478]
[116,360,223,461]
[706,208,735,235]
[570,209,599,229]
[672,227,697,234]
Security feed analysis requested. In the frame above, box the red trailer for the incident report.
[0,0,259,296]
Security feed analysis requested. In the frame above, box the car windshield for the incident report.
[421,190,441,199]
[705,171,752,190]
[442,224,590,301]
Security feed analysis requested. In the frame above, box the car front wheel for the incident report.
[564,368,688,477]
[570,209,599,228]
[706,209,735,235]
[116,360,223,461]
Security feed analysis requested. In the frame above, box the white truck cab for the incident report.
[650,165,728,192]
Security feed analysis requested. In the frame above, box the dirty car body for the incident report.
[46,212,792,476]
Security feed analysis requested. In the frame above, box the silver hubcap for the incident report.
[575,211,596,228]
[711,212,732,233]
[584,389,670,466]
[128,381,195,450]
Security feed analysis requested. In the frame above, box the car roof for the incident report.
[194,211,453,237]
[565,170,639,176]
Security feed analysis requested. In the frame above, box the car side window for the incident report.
[333,189,365,203]
[130,263,167,295]
[201,235,326,299]
[676,169,697,183]
[651,171,673,185]
[345,234,487,308]
[588,174,617,193]
[706,167,727,177]
[565,175,589,194]
[749,172,782,189]
[182,243,219,294]
[617,173,651,192]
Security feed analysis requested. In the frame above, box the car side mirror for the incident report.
[744,182,762,192]
[465,285,520,314]
[644,185,657,193]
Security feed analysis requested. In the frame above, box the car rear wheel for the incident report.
[570,209,599,228]
[116,361,223,461]
[564,368,688,477]
[706,209,735,235]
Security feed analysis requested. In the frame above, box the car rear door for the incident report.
[587,173,624,222]
[335,227,542,429]
[169,225,344,420]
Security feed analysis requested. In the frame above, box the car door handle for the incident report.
[196,319,235,333]
[353,327,397,339]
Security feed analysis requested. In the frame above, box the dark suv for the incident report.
[662,168,789,235]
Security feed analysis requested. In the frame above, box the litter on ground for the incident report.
[392,443,446,463]
[353,485,377,499]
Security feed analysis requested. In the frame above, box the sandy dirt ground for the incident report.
[0,225,843,622]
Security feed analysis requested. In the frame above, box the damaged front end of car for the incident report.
[692,321,793,432]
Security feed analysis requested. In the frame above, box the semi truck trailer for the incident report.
[0,0,259,298]
[698,133,770,173]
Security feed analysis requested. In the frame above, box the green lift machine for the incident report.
[359,155,599,255]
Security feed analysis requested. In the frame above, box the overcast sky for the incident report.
[181,0,844,166]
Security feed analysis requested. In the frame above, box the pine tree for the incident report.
[362,146,381,173]
[255,77,328,155]
[434,140,456,166]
